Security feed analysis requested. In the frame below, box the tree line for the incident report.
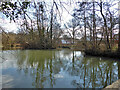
[0,0,120,51]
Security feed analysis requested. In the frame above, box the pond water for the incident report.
[1,49,120,88]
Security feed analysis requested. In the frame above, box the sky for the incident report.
[0,0,119,33]
[0,0,75,33]
[0,14,18,32]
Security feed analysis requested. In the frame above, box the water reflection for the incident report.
[118,62,120,79]
[2,49,120,88]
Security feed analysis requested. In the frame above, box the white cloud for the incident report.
[0,17,18,33]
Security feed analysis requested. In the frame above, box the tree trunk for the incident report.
[73,28,75,45]
[118,2,120,52]
[100,2,111,50]
[84,5,87,49]
[50,7,53,48]
[110,14,113,48]
[93,1,96,49]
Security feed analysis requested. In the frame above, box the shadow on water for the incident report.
[2,49,120,88]
[118,62,120,79]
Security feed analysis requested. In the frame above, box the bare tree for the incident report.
[118,1,120,52]
[65,18,79,45]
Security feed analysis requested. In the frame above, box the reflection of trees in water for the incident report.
[69,56,119,88]
[118,62,120,79]
[15,50,119,88]
[16,50,57,88]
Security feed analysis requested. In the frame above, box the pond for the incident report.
[1,49,120,88]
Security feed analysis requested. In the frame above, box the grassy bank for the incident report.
[85,49,120,59]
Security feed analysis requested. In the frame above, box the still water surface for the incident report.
[2,49,120,88]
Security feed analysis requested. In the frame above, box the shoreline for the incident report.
[104,79,120,89]
[84,49,120,59]
[2,48,120,59]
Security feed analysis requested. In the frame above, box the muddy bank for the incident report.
[104,79,120,89]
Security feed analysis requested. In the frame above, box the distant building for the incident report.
[61,39,71,44]
[59,38,79,45]
[80,36,101,42]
